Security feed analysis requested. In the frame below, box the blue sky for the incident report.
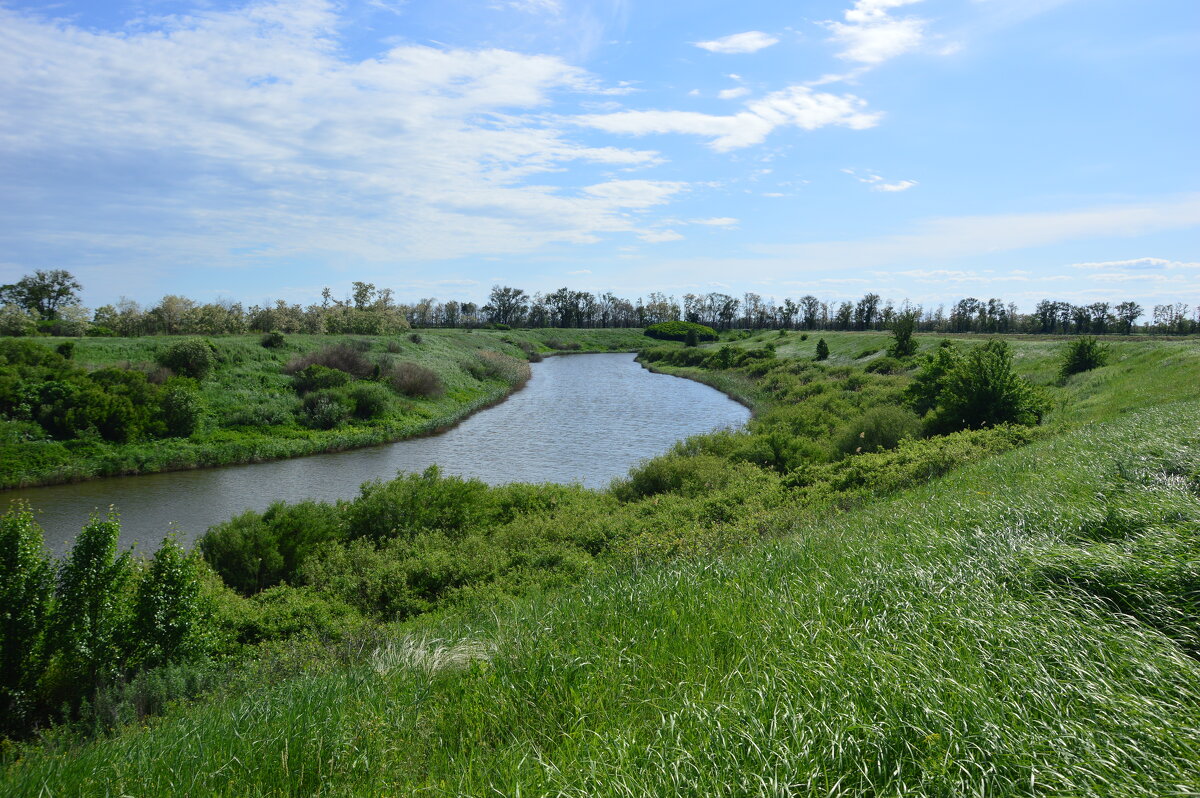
[0,0,1196,312]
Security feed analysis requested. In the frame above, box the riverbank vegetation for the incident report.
[2,330,1199,794]
[0,328,647,488]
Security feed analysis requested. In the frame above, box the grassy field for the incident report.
[2,332,1199,795]
[0,328,648,488]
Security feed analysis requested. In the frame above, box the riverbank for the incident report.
[0,328,650,489]
[3,334,1199,794]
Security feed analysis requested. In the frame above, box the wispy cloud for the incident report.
[577,87,880,151]
[0,0,681,269]
[822,0,928,66]
[694,31,779,54]
[718,87,750,100]
[843,168,917,192]
[1070,257,1199,271]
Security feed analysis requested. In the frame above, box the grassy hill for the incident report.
[2,332,1198,795]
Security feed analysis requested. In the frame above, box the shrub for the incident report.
[685,328,699,347]
[545,339,582,351]
[1060,337,1110,378]
[129,537,210,668]
[386,340,404,354]
[0,504,53,735]
[464,352,530,387]
[301,388,354,429]
[644,321,719,343]
[800,333,809,341]
[292,363,351,394]
[386,361,445,398]
[55,341,75,359]
[865,356,904,375]
[226,396,298,428]
[922,339,1048,434]
[515,341,543,362]
[904,342,961,417]
[815,338,830,360]
[408,333,422,344]
[887,312,918,358]
[156,338,217,379]
[260,331,286,349]
[284,344,373,379]
[160,381,204,437]
[347,382,392,419]
[346,467,495,543]
[834,406,922,456]
[199,501,343,595]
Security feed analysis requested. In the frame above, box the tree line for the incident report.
[3,269,1198,337]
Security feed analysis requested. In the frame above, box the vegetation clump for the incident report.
[909,339,1047,434]
[156,338,217,379]
[284,343,373,380]
[1059,336,1110,378]
[384,361,445,398]
[259,331,286,349]
[815,338,830,360]
[643,321,718,343]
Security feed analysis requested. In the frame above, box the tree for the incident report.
[0,504,53,734]
[815,338,830,361]
[887,311,918,358]
[923,339,1047,433]
[1115,301,1142,335]
[0,270,82,319]
[487,285,529,326]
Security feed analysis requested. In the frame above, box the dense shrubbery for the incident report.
[0,506,212,737]
[1059,336,1110,378]
[907,339,1047,433]
[156,338,217,379]
[284,343,373,379]
[384,361,445,398]
[643,321,718,343]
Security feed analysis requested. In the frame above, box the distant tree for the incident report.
[887,311,918,358]
[487,285,529,326]
[1115,301,1143,335]
[815,338,830,361]
[0,270,82,319]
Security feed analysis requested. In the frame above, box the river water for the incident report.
[6,353,750,554]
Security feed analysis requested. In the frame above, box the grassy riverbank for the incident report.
[0,328,648,488]
[3,333,1199,795]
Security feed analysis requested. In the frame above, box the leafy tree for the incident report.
[161,381,204,437]
[922,339,1047,433]
[0,304,38,336]
[887,311,918,358]
[815,338,830,361]
[130,538,210,668]
[0,269,82,319]
[486,285,529,327]
[904,342,962,417]
[0,505,53,734]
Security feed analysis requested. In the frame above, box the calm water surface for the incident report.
[7,354,749,554]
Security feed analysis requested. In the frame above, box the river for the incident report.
[6,353,750,554]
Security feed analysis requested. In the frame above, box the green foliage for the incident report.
[917,339,1048,434]
[156,338,217,379]
[864,355,903,374]
[815,338,829,360]
[887,311,918,358]
[54,341,75,359]
[260,331,286,349]
[833,405,922,456]
[643,321,718,343]
[408,333,422,344]
[0,505,52,735]
[684,328,699,347]
[130,538,210,668]
[300,388,354,429]
[160,380,203,437]
[291,363,351,394]
[199,501,344,595]
[0,269,81,319]
[0,304,38,336]
[346,382,393,419]
[284,344,373,379]
[347,467,493,543]
[1060,336,1110,378]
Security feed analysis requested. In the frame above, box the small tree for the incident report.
[0,504,53,734]
[130,537,210,668]
[161,381,204,437]
[887,312,918,358]
[924,339,1047,434]
[815,338,830,361]
[1059,337,1109,379]
[157,338,217,379]
[684,328,699,347]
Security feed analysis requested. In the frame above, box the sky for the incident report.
[0,0,1197,312]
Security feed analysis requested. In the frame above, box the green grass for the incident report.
[0,328,648,488]
[4,397,1198,796]
[3,332,1199,795]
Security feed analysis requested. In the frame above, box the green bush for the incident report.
[834,406,922,456]
[55,341,75,359]
[644,321,718,343]
[887,312,918,358]
[284,344,373,379]
[160,381,203,437]
[260,331,286,349]
[1060,337,1110,378]
[129,538,210,668]
[300,388,354,429]
[864,356,904,374]
[292,363,351,394]
[920,339,1048,434]
[0,504,53,735]
[156,338,217,379]
[347,382,392,419]
[815,338,830,360]
[347,467,494,543]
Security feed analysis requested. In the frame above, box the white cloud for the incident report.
[718,87,751,100]
[0,0,683,266]
[1070,257,1200,271]
[823,0,928,65]
[875,179,918,192]
[640,229,685,243]
[567,268,592,275]
[582,180,687,208]
[577,86,880,150]
[501,0,562,12]
[692,217,739,226]
[694,31,779,54]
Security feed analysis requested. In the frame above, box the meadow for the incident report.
[1,329,1198,796]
